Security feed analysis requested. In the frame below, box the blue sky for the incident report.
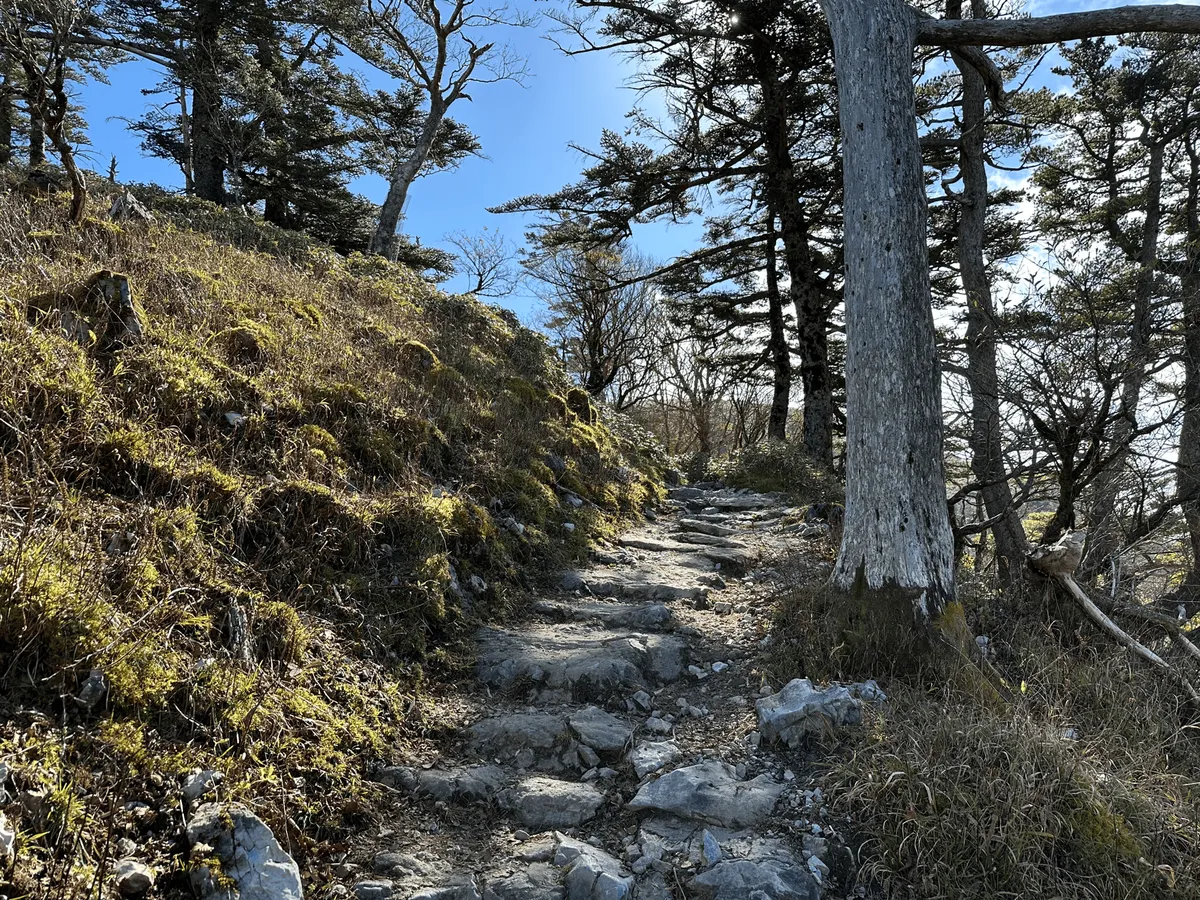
[72,0,1189,322]
[75,11,703,322]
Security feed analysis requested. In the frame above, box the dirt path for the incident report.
[337,485,869,900]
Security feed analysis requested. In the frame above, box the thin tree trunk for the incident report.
[821,0,957,623]
[1084,139,1164,577]
[755,48,834,463]
[951,0,1028,587]
[369,102,444,260]
[0,62,12,167]
[27,102,45,166]
[765,213,792,442]
[1179,144,1200,592]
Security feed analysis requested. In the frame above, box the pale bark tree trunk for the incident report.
[822,0,957,619]
[951,0,1029,587]
[369,101,445,260]
[1084,139,1164,577]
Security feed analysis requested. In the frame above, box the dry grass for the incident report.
[0,190,666,895]
[771,574,1200,899]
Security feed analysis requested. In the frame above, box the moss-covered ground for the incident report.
[0,191,667,896]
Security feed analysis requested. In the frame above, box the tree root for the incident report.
[1055,573,1200,707]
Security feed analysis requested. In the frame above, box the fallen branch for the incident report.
[1093,598,1200,666]
[1055,573,1200,706]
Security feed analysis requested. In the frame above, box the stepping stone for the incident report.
[533,598,674,632]
[667,487,706,500]
[674,533,747,549]
[582,575,705,603]
[706,495,778,511]
[677,518,737,538]
[477,625,686,701]
[483,863,564,900]
[627,760,784,828]
[410,877,484,900]
[697,548,753,575]
[388,765,507,803]
[499,777,604,830]
[618,537,700,553]
[568,707,633,755]
[628,741,682,778]
[554,838,634,900]
[468,714,568,758]
[690,856,819,900]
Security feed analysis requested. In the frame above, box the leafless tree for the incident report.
[359,0,532,260]
[445,227,520,296]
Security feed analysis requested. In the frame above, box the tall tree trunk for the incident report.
[1179,145,1200,593]
[821,0,957,628]
[1084,139,1164,577]
[951,0,1029,586]
[765,213,792,442]
[755,48,835,463]
[27,102,45,166]
[189,0,226,205]
[369,102,445,260]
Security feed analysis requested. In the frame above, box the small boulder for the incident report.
[187,802,302,900]
[114,859,155,897]
[755,678,863,748]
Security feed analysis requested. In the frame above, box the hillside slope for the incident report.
[0,191,665,896]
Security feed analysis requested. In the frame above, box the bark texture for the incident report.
[755,47,834,462]
[1084,140,1163,576]
[919,5,1200,47]
[368,102,445,260]
[822,0,956,617]
[950,1,1028,586]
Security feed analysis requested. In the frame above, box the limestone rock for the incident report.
[469,714,568,758]
[755,678,862,748]
[1029,531,1086,576]
[677,519,737,538]
[410,877,483,900]
[404,766,508,803]
[499,777,604,829]
[186,802,303,900]
[689,857,820,900]
[569,707,633,755]
[627,742,682,779]
[627,761,784,828]
[554,838,634,900]
[352,881,394,900]
[114,859,155,897]
[484,862,565,900]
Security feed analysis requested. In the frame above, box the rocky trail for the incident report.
[336,485,877,900]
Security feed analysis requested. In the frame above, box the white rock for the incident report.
[114,859,155,897]
[0,812,14,864]
[182,769,223,801]
[187,802,302,900]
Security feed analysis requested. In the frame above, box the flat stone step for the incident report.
[476,624,687,702]
[706,494,780,511]
[618,537,700,553]
[677,518,738,538]
[532,598,674,631]
[674,533,747,549]
[582,573,707,602]
[627,760,784,828]
[499,776,604,830]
